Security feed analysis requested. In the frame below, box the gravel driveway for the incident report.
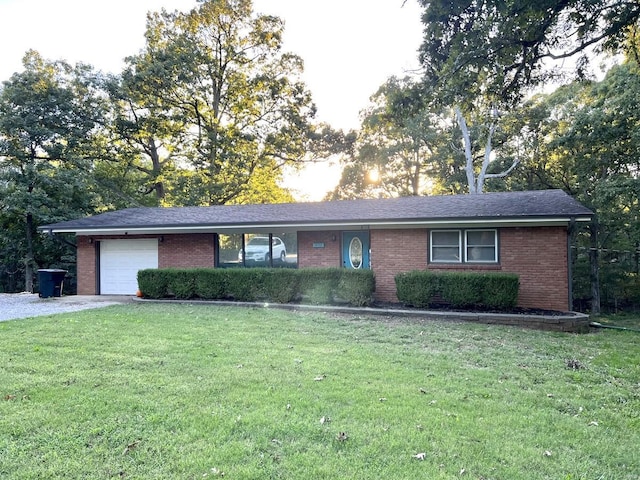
[0,293,133,322]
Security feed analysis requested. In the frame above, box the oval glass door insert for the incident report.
[349,237,363,269]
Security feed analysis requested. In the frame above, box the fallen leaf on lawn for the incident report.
[413,452,426,460]
[336,432,348,441]
[122,440,140,455]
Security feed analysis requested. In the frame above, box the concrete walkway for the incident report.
[0,293,134,322]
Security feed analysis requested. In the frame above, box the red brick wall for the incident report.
[499,226,568,311]
[297,231,342,268]
[158,234,215,268]
[76,236,96,295]
[370,226,570,311]
[371,229,428,303]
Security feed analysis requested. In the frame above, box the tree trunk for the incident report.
[148,138,165,200]
[455,107,478,194]
[455,106,518,194]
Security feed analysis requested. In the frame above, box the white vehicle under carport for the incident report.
[239,236,287,264]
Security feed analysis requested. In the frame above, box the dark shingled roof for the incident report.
[39,189,593,233]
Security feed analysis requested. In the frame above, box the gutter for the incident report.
[39,216,593,236]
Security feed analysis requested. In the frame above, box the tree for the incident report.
[329,76,444,199]
[0,51,104,292]
[416,0,640,106]
[121,0,318,206]
[454,106,520,194]
[102,70,186,205]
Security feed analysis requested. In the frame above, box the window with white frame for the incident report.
[430,230,462,262]
[430,229,498,263]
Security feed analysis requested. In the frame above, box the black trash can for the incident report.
[38,269,67,298]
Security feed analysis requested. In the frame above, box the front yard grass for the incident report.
[1,304,638,479]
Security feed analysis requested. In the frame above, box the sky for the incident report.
[0,0,425,200]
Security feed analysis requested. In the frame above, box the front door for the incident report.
[342,232,370,269]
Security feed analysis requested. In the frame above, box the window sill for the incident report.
[428,263,502,271]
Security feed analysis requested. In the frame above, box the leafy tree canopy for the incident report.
[329,76,444,199]
[417,0,640,106]
[0,51,106,291]
[121,0,321,206]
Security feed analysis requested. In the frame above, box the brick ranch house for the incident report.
[39,189,592,312]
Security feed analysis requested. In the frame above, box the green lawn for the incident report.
[1,304,638,479]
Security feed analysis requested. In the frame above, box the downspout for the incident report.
[590,322,640,333]
[567,218,576,312]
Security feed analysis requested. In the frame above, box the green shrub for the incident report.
[396,270,519,310]
[297,268,341,305]
[137,269,170,299]
[260,269,300,304]
[194,269,227,299]
[395,271,440,308]
[296,268,376,306]
[338,269,375,306]
[481,273,520,308]
[224,268,260,302]
[137,267,375,307]
[440,272,483,307]
[166,269,197,299]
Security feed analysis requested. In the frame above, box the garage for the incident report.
[99,239,158,294]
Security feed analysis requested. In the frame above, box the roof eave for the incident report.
[40,215,592,236]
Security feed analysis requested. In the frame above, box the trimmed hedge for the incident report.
[137,267,375,307]
[395,270,519,310]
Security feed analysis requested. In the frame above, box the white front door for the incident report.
[99,239,158,294]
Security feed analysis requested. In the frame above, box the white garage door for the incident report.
[100,239,158,294]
